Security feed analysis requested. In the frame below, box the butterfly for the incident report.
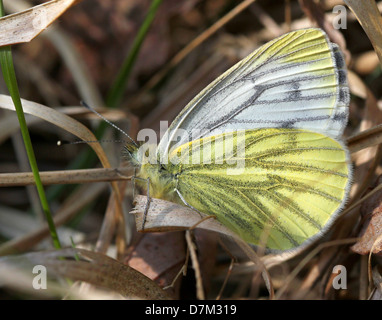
[125,28,352,252]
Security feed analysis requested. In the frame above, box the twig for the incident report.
[0,167,132,187]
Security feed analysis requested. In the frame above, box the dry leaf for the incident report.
[131,195,274,298]
[0,0,82,46]
[370,266,382,300]
[124,232,186,297]
[132,195,239,238]
[344,0,382,67]
[0,248,171,299]
[0,94,110,168]
[351,176,382,255]
[128,199,223,298]
[0,94,125,256]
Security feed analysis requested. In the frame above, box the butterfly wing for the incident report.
[166,128,351,251]
[158,28,349,160]
[143,28,352,251]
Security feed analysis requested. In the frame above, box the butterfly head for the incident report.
[123,142,141,167]
[127,147,176,201]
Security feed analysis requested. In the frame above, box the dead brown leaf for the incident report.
[132,195,274,299]
[124,232,186,298]
[0,247,171,299]
[132,195,239,237]
[0,0,82,47]
[351,176,382,255]
[370,266,382,300]
[344,0,382,67]
[0,94,110,168]
[0,94,126,256]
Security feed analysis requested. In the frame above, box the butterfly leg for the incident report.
[140,177,151,230]
[131,167,137,200]
[174,188,217,228]
[132,175,151,230]
[163,247,190,291]
[174,188,203,217]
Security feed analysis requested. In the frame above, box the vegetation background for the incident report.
[0,0,382,300]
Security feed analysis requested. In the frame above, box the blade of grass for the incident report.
[105,0,163,110]
[0,1,61,249]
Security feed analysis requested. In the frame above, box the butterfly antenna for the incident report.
[57,139,128,146]
[81,101,138,148]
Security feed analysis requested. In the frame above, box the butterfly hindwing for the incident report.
[165,128,350,251]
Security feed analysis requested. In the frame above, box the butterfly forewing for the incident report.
[158,28,349,160]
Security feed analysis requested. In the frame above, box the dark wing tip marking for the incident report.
[333,111,347,122]
[339,87,350,105]
[280,120,296,128]
[333,45,345,69]
[337,70,347,86]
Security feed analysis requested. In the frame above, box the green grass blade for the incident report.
[7,0,163,222]
[105,0,163,110]
[0,1,61,249]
